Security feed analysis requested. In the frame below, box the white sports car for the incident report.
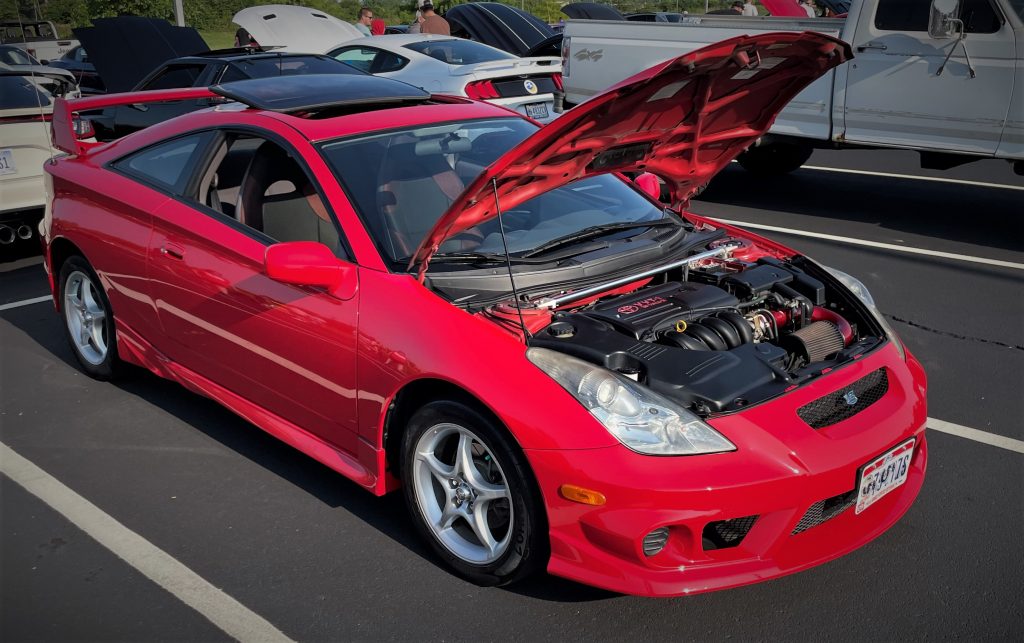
[233,5,562,123]
[0,68,82,251]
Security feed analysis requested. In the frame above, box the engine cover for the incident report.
[583,282,739,339]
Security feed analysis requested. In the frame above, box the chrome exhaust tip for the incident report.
[16,224,32,241]
[0,225,15,245]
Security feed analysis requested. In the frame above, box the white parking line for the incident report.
[0,295,52,312]
[0,443,294,643]
[0,257,43,272]
[709,218,1024,271]
[801,165,1024,192]
[927,419,1024,454]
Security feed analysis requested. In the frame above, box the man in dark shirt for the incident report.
[419,2,451,35]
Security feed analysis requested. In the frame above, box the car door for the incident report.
[141,125,361,454]
[842,0,1014,154]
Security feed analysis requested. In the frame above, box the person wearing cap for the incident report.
[419,2,450,35]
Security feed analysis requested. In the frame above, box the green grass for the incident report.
[199,30,236,50]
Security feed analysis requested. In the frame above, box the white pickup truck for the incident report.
[561,0,1024,175]
[1,20,79,64]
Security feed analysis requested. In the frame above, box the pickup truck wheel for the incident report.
[737,142,813,176]
[401,400,547,587]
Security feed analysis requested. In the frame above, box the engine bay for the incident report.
[506,236,886,415]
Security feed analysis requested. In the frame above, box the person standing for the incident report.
[419,2,450,36]
[708,1,744,15]
[742,1,758,16]
[799,0,818,16]
[353,7,374,36]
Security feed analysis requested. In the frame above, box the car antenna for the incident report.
[18,15,58,165]
[492,178,531,343]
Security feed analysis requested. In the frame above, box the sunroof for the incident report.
[211,74,431,113]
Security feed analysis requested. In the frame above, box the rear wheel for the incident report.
[59,255,121,380]
[401,400,547,586]
[737,141,814,176]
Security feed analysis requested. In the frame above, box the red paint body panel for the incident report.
[40,35,927,596]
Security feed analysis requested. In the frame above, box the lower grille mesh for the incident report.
[792,490,857,535]
[797,368,889,429]
[703,515,758,550]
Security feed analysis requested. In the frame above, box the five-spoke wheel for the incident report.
[402,400,547,586]
[59,255,120,379]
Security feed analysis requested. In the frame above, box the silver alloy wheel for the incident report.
[64,270,108,366]
[411,423,514,565]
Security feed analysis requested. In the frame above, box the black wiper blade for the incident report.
[521,219,679,258]
[430,251,515,264]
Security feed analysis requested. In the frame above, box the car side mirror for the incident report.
[928,0,961,38]
[40,59,50,65]
[265,241,357,298]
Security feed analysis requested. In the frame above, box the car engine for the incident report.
[525,240,885,414]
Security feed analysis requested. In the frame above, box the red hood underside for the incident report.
[412,32,851,275]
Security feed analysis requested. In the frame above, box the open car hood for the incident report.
[445,3,555,57]
[74,17,208,92]
[759,0,812,17]
[561,3,626,20]
[232,4,364,53]
[411,32,850,276]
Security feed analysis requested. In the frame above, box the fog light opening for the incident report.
[642,527,670,557]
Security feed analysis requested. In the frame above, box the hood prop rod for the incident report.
[493,178,531,343]
[533,244,737,310]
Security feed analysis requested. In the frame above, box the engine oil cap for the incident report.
[548,322,576,338]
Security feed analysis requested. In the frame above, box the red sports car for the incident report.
[41,32,927,596]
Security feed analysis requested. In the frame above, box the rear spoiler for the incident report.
[52,86,216,155]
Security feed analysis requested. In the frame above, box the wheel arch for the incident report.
[48,236,88,311]
[381,377,526,486]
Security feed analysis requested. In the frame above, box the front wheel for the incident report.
[401,400,547,586]
[736,141,814,176]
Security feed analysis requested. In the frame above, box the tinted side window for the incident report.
[961,0,1002,33]
[141,64,205,90]
[0,76,53,109]
[874,0,930,31]
[331,47,375,73]
[114,134,205,191]
[198,135,344,256]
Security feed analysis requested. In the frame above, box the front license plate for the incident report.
[0,149,16,175]
[525,103,549,120]
[855,438,915,514]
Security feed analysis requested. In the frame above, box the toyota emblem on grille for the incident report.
[843,390,859,406]
[524,80,538,95]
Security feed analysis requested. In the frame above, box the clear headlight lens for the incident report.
[824,266,906,360]
[526,347,736,456]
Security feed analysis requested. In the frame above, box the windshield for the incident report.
[1009,0,1024,20]
[0,45,38,65]
[227,55,362,79]
[320,117,665,264]
[403,39,515,65]
[0,75,55,109]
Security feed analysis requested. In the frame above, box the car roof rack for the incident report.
[210,74,431,114]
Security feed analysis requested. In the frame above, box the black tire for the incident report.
[58,255,121,380]
[736,142,814,176]
[401,399,548,587]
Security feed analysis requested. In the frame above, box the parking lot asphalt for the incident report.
[2,148,1022,641]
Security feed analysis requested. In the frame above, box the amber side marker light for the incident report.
[560,484,607,506]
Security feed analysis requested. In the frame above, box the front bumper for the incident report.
[524,343,928,596]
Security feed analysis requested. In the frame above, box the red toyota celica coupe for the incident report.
[41,32,927,596]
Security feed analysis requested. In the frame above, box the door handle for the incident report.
[160,243,184,260]
[856,42,888,52]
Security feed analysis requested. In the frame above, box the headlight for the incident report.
[824,266,906,360]
[526,347,736,456]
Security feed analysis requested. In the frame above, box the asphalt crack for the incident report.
[886,314,1024,352]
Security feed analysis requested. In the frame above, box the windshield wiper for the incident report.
[520,219,679,258]
[429,251,517,264]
